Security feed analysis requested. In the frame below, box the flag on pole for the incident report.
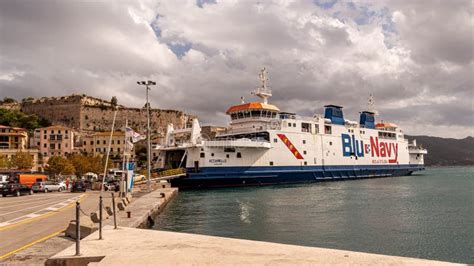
[125,127,146,143]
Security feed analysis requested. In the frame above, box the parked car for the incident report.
[104,180,120,192]
[58,181,67,190]
[2,183,33,197]
[0,175,9,189]
[71,180,87,192]
[31,181,62,193]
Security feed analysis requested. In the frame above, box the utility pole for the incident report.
[137,80,156,191]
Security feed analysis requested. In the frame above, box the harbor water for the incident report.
[153,167,474,264]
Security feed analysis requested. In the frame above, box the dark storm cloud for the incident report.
[0,0,472,138]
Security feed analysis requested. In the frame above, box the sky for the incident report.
[0,0,472,138]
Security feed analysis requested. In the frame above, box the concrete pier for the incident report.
[105,187,178,228]
[44,186,460,265]
[47,226,459,265]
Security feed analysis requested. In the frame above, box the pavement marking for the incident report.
[0,194,88,231]
[0,228,65,261]
[0,193,73,206]
[0,197,78,216]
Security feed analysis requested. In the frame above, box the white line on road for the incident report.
[0,197,78,217]
[0,195,83,228]
[0,194,74,208]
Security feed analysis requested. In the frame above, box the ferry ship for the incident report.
[155,68,427,188]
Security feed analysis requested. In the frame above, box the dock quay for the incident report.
[2,186,461,265]
[46,226,459,265]
[0,185,177,265]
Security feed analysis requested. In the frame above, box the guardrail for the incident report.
[152,168,186,178]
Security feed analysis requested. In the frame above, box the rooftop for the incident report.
[226,102,280,114]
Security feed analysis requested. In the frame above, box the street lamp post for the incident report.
[137,80,156,191]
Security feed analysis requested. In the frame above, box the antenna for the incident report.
[252,67,272,104]
[240,96,245,104]
[368,94,378,115]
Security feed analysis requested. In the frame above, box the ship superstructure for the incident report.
[155,68,427,188]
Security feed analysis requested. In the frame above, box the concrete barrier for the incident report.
[122,199,128,206]
[117,202,125,211]
[90,212,109,223]
[105,206,113,216]
[64,216,97,240]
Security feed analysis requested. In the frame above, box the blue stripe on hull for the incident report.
[171,165,425,189]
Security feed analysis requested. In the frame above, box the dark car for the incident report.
[2,183,33,197]
[105,180,120,192]
[71,180,87,192]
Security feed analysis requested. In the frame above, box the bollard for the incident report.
[99,195,103,240]
[75,201,81,256]
[112,192,117,229]
[127,211,131,218]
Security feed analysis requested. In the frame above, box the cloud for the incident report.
[0,0,472,138]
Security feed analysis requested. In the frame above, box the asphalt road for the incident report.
[0,191,103,261]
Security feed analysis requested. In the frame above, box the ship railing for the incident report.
[133,168,187,183]
[204,139,272,148]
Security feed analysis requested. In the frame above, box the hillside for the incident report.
[406,135,474,166]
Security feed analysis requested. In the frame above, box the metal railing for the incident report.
[153,168,186,178]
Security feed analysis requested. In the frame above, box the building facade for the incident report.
[0,125,28,149]
[81,131,126,157]
[33,125,76,160]
[0,125,40,171]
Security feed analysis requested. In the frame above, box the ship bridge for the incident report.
[226,102,280,121]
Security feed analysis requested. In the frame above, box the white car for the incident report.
[58,181,67,190]
[31,181,62,193]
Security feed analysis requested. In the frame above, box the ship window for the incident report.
[237,152,242,158]
[226,154,229,158]
[303,140,306,144]
[211,153,214,157]
[269,161,273,166]
[200,153,205,158]
[271,112,276,118]
[238,112,244,119]
[251,110,261,117]
[231,113,237,120]
[301,123,311,133]
[329,141,332,146]
[304,161,307,165]
[244,111,251,118]
[274,138,278,143]
[293,123,297,127]
[315,125,319,134]
[303,150,307,155]
[325,126,332,134]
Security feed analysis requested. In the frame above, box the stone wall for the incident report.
[19,95,194,135]
[21,95,83,128]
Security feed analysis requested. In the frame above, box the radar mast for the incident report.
[252,67,272,104]
[368,94,378,115]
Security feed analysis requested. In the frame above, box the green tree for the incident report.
[1,97,17,104]
[0,108,50,133]
[10,151,33,170]
[69,154,108,177]
[110,96,118,106]
[0,155,11,169]
[45,156,75,176]
[91,155,108,174]
[69,154,90,177]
